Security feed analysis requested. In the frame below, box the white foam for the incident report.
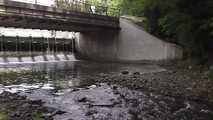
[0,54,78,65]
[46,55,57,61]
[0,83,47,94]
[22,57,34,62]
[41,83,54,90]
[7,57,20,63]
[34,55,45,62]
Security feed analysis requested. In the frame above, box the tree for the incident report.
[55,0,88,12]
[112,0,213,62]
[55,0,120,16]
[87,0,121,16]
[120,0,145,16]
[142,0,213,62]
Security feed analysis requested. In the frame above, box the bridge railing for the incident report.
[55,0,120,17]
[0,0,120,30]
[9,0,120,17]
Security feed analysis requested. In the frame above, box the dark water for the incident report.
[0,59,165,87]
[0,59,212,120]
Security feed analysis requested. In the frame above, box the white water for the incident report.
[0,54,77,65]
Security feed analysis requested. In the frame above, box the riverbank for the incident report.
[0,60,213,120]
[94,61,213,102]
[0,92,55,120]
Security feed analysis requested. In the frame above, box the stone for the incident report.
[133,72,140,75]
[121,71,129,75]
[88,85,97,89]
[112,86,118,90]
[210,66,213,71]
[78,97,88,103]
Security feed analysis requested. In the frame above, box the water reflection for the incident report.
[0,60,165,90]
[0,61,212,120]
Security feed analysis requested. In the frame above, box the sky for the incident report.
[14,0,55,6]
[0,0,74,38]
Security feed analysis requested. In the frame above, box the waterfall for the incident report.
[0,35,77,64]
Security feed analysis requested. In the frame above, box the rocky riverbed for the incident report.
[94,61,213,102]
[0,92,55,120]
[0,61,213,120]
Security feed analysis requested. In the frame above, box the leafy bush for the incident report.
[0,112,9,120]
[143,0,213,62]
[119,0,213,62]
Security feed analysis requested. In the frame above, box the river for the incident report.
[0,56,212,120]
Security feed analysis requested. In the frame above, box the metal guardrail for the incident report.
[10,0,120,17]
[0,0,120,31]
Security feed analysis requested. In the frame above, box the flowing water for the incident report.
[0,56,212,120]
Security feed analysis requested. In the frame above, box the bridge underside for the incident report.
[0,0,120,32]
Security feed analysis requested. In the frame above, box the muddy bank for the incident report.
[0,61,213,120]
[0,92,56,120]
[2,84,213,120]
[94,61,213,102]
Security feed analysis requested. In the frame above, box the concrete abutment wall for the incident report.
[75,18,183,62]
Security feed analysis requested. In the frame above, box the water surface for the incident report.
[0,57,212,120]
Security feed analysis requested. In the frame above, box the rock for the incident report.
[21,103,30,108]
[55,110,66,115]
[121,71,129,75]
[210,66,213,71]
[88,85,97,89]
[85,110,98,116]
[133,72,140,75]
[78,97,88,103]
[48,110,66,116]
[29,100,43,105]
[112,85,118,90]
[72,88,80,92]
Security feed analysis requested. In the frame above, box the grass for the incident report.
[208,71,213,80]
[0,112,9,120]
[192,71,213,102]
[32,112,45,120]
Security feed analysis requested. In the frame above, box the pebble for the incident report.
[0,89,3,94]
[41,84,54,90]
[88,85,97,89]
[133,72,140,75]
[121,71,129,75]
[210,66,213,70]
[78,97,88,102]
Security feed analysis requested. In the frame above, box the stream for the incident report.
[0,57,212,120]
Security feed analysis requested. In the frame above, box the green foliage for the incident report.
[87,0,121,16]
[208,71,213,80]
[119,0,213,62]
[32,112,44,120]
[120,0,145,16]
[55,0,120,16]
[55,0,90,13]
[0,112,9,120]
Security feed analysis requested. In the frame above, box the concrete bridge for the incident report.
[0,0,183,62]
[0,0,120,31]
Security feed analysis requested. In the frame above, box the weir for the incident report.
[0,35,76,64]
[0,0,121,63]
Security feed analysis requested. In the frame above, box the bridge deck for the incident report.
[0,0,120,31]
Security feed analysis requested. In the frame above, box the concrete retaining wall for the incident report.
[75,18,183,62]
